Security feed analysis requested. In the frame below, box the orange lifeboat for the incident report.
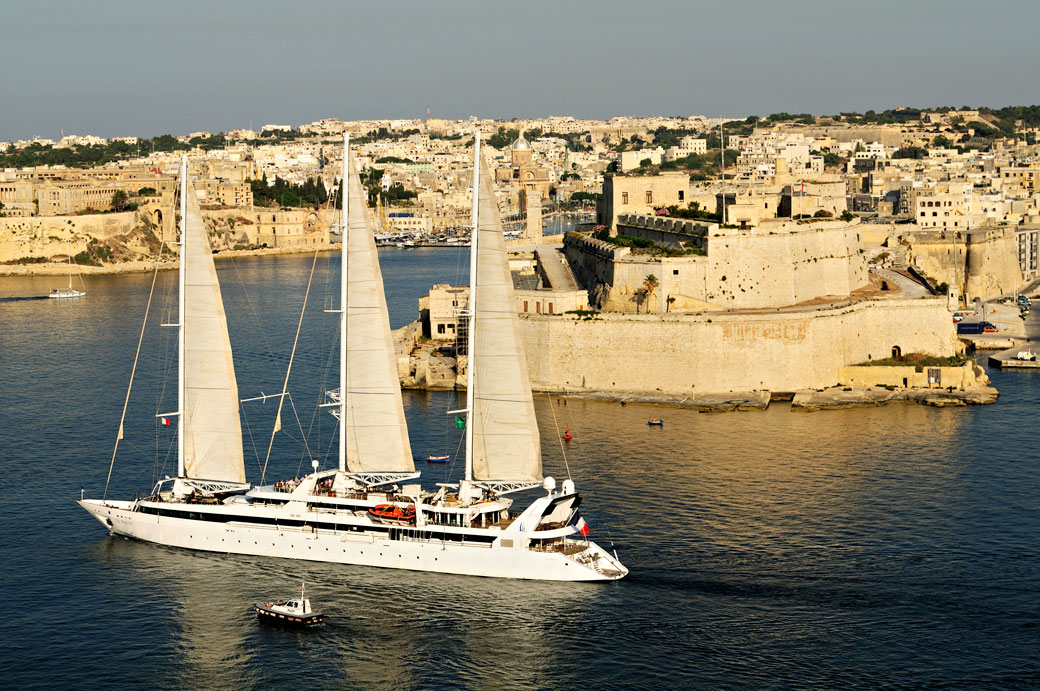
[368,504,416,524]
[563,428,572,441]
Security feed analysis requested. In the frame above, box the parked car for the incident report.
[982,321,998,333]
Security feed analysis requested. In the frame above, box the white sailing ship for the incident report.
[78,138,627,581]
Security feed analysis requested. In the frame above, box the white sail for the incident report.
[470,158,542,482]
[342,154,414,473]
[181,181,246,483]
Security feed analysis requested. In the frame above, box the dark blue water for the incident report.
[2,250,1039,689]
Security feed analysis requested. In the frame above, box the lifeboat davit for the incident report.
[368,503,416,524]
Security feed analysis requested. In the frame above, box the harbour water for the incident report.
[2,250,1039,688]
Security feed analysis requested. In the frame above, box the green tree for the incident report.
[111,190,129,211]
[642,274,659,313]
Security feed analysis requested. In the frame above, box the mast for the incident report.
[67,238,73,290]
[465,130,481,483]
[339,133,349,473]
[177,155,187,478]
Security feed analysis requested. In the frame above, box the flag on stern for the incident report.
[455,415,466,430]
[571,511,591,537]
[162,418,171,427]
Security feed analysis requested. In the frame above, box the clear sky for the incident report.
[4,0,1038,141]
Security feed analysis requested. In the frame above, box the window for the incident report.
[523,301,528,312]
[437,324,445,334]
[673,269,679,275]
[621,192,629,204]
[646,191,653,204]
[678,191,684,202]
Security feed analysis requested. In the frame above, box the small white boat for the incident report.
[49,239,86,298]
[49,288,86,299]
[253,582,323,627]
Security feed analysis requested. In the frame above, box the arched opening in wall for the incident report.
[154,209,163,227]
[892,345,902,359]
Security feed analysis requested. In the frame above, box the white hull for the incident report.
[49,289,85,298]
[78,499,625,582]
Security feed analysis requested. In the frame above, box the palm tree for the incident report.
[642,274,658,313]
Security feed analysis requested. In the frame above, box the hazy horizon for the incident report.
[4,0,1038,141]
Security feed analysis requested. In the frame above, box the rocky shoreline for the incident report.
[0,244,338,277]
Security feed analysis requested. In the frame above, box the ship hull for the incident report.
[78,499,625,582]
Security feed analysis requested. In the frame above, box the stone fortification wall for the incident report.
[520,297,957,395]
[797,126,908,147]
[907,226,1023,300]
[564,219,869,313]
[838,363,987,390]
[615,214,713,249]
[707,219,868,309]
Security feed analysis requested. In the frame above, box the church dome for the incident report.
[512,134,530,151]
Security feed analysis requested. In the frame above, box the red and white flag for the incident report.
[162,418,171,427]
[572,511,591,537]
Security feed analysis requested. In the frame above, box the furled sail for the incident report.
[470,158,542,482]
[181,182,246,483]
[343,155,414,473]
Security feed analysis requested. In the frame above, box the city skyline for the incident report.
[4,0,1039,141]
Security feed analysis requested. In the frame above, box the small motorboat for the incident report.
[563,428,572,441]
[254,583,323,628]
[646,418,664,426]
[369,503,416,524]
[426,454,450,463]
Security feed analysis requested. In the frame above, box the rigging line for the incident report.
[104,250,163,500]
[260,249,319,485]
[240,401,264,477]
[286,393,315,469]
[546,392,573,481]
[228,255,277,362]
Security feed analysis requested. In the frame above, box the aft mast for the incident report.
[177,155,187,478]
[339,134,348,473]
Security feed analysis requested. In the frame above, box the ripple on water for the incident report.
[2,254,1039,688]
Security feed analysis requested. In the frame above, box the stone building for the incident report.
[252,208,329,248]
[596,172,689,230]
[495,133,551,241]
